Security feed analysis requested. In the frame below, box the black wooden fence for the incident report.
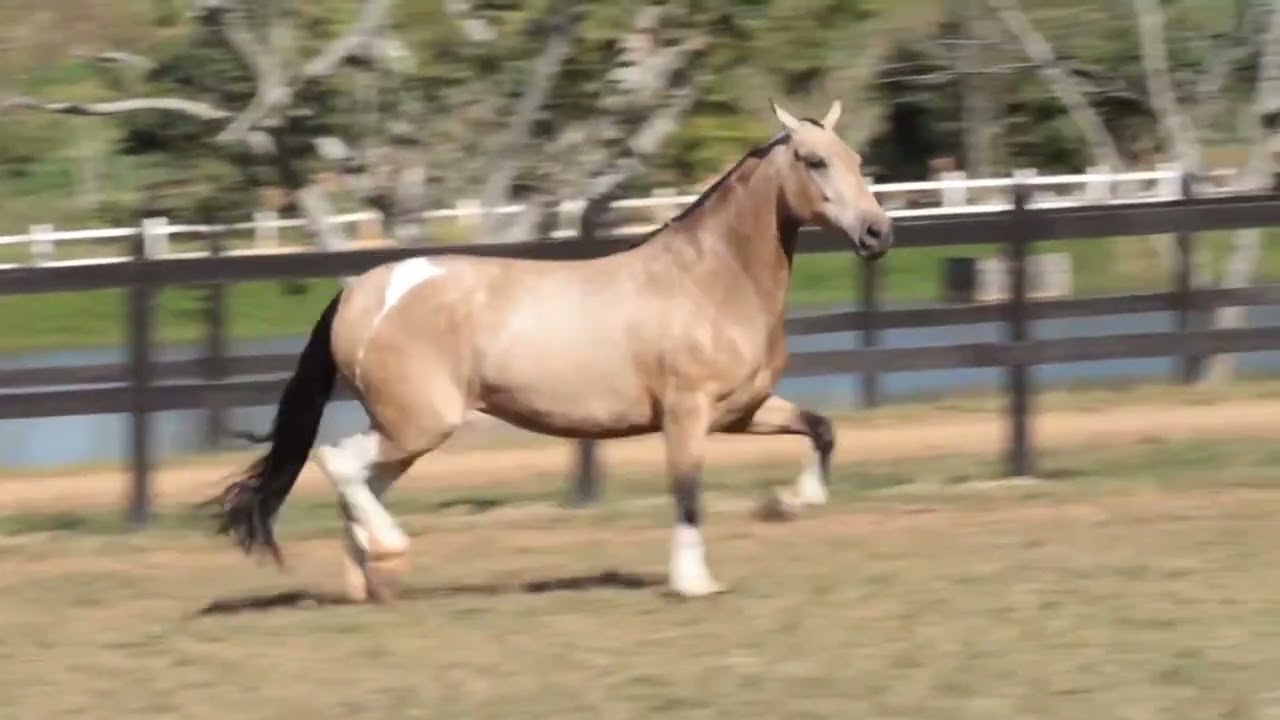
[3,181,1280,526]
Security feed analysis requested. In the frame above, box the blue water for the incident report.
[3,304,1279,469]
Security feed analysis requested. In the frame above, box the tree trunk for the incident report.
[1200,0,1280,383]
[957,0,996,177]
[986,0,1126,172]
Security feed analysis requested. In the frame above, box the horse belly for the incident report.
[479,379,658,439]
[477,348,658,439]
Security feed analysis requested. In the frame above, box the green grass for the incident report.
[0,279,343,351]
[791,230,1280,307]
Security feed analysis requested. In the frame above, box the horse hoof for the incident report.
[755,489,801,522]
[667,580,728,599]
[365,570,401,604]
[342,552,371,603]
[365,553,409,604]
[343,572,370,604]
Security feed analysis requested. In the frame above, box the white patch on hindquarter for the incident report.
[354,257,446,389]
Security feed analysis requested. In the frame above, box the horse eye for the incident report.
[802,155,827,171]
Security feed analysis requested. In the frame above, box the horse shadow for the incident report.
[192,569,664,618]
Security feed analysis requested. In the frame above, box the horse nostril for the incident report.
[865,224,883,242]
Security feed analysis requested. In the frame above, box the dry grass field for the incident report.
[2,387,1280,719]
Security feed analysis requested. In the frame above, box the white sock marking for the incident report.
[794,450,829,506]
[669,523,720,594]
[316,432,409,555]
[354,257,446,388]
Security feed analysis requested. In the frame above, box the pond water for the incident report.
[2,304,1278,470]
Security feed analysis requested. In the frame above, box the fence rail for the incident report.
[0,165,1243,265]
[2,177,1280,526]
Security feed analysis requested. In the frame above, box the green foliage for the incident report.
[862,42,960,179]
[0,117,66,184]
[1003,82,1093,172]
[0,0,1267,231]
[100,11,357,223]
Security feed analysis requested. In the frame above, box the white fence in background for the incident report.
[0,163,1243,268]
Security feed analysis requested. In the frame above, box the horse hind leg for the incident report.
[317,417,459,603]
[330,449,415,604]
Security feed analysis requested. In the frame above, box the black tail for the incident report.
[200,291,343,566]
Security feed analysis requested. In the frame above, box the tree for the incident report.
[1,0,413,249]
[984,0,1280,383]
[1,0,723,249]
[441,0,712,244]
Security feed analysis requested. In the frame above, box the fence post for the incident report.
[567,439,601,506]
[204,227,229,448]
[858,253,881,409]
[28,224,55,265]
[939,170,968,207]
[558,199,584,239]
[127,217,158,529]
[253,210,280,250]
[1005,181,1034,478]
[455,198,481,238]
[1083,165,1112,203]
[142,216,170,257]
[1155,161,1183,199]
[1173,171,1201,383]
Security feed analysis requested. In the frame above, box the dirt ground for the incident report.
[2,396,1280,718]
[2,397,1277,513]
[5,475,1280,718]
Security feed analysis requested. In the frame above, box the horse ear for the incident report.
[770,99,801,132]
[821,99,842,130]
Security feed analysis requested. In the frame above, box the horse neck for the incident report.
[655,150,799,315]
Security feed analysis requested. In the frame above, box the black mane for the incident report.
[625,130,794,248]
[619,117,828,249]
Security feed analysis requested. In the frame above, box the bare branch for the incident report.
[1252,0,1280,171]
[819,22,902,152]
[604,20,706,109]
[498,6,709,245]
[1,96,232,121]
[478,5,580,228]
[214,0,396,146]
[388,161,430,245]
[1132,0,1203,170]
[443,0,499,42]
[300,0,395,81]
[369,36,416,76]
[577,85,699,240]
[1192,46,1236,131]
[205,1,288,145]
[81,51,157,74]
[986,0,1126,172]
[221,5,270,78]
[296,184,352,253]
[1202,3,1280,383]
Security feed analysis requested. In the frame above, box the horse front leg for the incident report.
[662,392,726,598]
[722,394,834,519]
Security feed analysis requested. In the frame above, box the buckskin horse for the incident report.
[203,99,894,602]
